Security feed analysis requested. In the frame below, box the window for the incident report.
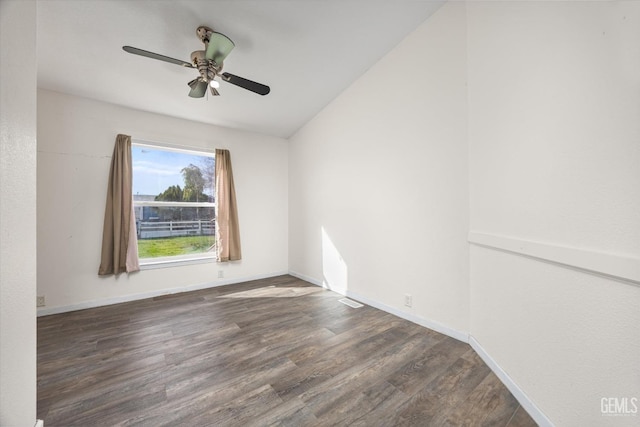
[132,142,215,264]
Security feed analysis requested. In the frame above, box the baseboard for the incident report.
[288,270,469,343]
[344,289,469,343]
[37,271,289,317]
[469,336,554,427]
[288,270,324,287]
[34,420,44,427]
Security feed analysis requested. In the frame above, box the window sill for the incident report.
[139,255,216,270]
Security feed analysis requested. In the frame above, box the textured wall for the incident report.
[0,0,38,425]
[467,1,640,425]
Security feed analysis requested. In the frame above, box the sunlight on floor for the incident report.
[217,285,325,299]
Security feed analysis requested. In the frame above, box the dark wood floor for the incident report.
[37,275,537,426]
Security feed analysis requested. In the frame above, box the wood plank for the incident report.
[507,405,538,427]
[385,337,471,396]
[436,370,521,426]
[392,352,492,425]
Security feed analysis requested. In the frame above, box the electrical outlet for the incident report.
[404,294,412,308]
[37,296,45,307]
[218,270,224,279]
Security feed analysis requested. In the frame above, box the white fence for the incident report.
[137,220,215,239]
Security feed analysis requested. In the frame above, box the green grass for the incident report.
[137,235,215,258]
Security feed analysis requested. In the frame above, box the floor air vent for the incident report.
[339,298,364,308]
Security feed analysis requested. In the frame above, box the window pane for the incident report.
[132,145,214,203]
[132,143,216,260]
[135,206,215,259]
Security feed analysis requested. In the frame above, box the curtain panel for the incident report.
[98,134,140,275]
[215,149,242,262]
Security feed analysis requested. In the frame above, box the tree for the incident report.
[200,156,215,201]
[181,164,207,202]
[155,185,183,202]
[154,185,184,221]
[153,164,211,221]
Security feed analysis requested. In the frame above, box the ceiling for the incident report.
[37,0,444,138]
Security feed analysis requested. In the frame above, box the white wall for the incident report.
[467,1,640,426]
[37,89,289,312]
[0,0,38,425]
[288,2,469,337]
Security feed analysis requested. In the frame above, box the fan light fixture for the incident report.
[209,80,220,89]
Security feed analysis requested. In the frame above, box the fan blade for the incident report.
[123,46,194,68]
[221,72,270,96]
[210,86,220,96]
[187,79,208,98]
[205,32,235,65]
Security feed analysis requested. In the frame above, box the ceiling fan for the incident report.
[123,26,270,97]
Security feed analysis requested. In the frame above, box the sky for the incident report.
[132,145,213,196]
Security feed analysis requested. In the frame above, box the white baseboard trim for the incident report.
[469,336,554,427]
[288,270,469,343]
[37,271,289,317]
[35,420,44,427]
[343,289,469,343]
[288,270,323,287]
[468,231,640,285]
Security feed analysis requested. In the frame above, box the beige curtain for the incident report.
[215,149,242,262]
[98,134,140,275]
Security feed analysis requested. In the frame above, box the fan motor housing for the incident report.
[191,50,220,82]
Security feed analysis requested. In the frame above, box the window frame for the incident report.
[132,140,216,268]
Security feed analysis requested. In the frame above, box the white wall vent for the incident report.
[339,298,364,308]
